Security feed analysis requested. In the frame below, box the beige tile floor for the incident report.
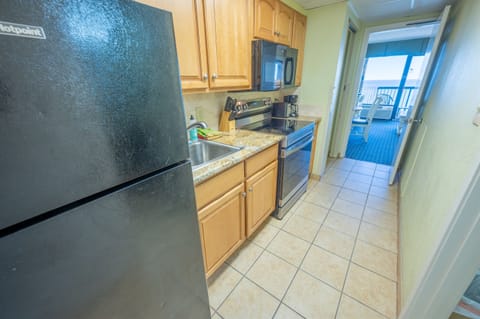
[208,158,398,319]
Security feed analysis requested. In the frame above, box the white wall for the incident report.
[399,0,480,307]
[328,5,365,158]
[300,1,350,176]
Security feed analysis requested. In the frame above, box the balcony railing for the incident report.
[359,86,419,119]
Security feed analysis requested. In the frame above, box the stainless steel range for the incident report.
[226,97,314,219]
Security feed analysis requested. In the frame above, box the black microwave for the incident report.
[252,40,298,91]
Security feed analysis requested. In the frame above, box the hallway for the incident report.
[207,158,398,319]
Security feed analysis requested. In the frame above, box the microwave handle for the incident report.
[284,57,294,85]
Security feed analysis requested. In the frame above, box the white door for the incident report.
[329,26,357,158]
[389,5,451,185]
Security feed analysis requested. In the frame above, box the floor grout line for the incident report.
[334,158,398,319]
[211,158,399,319]
[271,194,333,319]
[333,167,369,319]
[214,229,273,315]
[341,291,392,319]
[349,260,398,283]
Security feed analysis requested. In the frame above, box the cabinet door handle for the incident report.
[212,73,218,80]
[241,192,247,197]
[202,73,208,81]
[248,187,253,192]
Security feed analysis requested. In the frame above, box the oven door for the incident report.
[278,134,312,206]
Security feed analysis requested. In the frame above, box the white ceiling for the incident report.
[294,0,451,22]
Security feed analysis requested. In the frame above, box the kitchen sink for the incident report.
[189,140,241,169]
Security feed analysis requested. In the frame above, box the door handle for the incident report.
[241,192,247,197]
[248,187,253,192]
[212,73,218,80]
[281,136,313,158]
[202,73,208,81]
[408,118,423,124]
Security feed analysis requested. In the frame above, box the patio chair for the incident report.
[351,95,388,142]
[396,105,414,135]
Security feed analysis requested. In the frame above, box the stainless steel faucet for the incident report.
[187,121,208,130]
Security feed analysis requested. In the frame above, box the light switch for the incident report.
[473,107,480,127]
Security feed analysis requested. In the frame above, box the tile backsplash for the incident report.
[182,88,301,130]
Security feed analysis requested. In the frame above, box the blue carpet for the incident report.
[346,120,400,165]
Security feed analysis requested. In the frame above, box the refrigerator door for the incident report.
[0,162,210,319]
[0,0,189,229]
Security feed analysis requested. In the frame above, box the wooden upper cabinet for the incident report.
[203,0,252,90]
[254,0,294,45]
[292,11,307,86]
[254,0,277,42]
[136,0,251,92]
[275,2,294,45]
[136,0,209,91]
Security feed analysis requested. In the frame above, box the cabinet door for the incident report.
[198,183,246,276]
[276,2,294,45]
[246,161,278,237]
[254,0,276,42]
[204,0,252,90]
[137,0,209,91]
[292,12,307,86]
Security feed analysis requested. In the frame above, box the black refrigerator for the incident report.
[0,1,210,318]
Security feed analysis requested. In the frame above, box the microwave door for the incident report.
[262,58,283,91]
[274,59,284,89]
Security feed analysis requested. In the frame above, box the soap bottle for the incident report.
[189,115,198,142]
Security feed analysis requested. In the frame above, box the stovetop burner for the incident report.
[240,117,315,148]
[241,118,313,136]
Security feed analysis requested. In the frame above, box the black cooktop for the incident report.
[241,118,314,136]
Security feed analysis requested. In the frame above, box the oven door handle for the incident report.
[281,135,313,158]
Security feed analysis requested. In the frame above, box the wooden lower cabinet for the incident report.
[245,160,278,237]
[195,144,279,277]
[198,183,245,277]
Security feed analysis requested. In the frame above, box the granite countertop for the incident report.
[296,115,322,124]
[192,130,284,185]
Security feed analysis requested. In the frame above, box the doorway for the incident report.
[346,51,428,165]
[328,19,443,172]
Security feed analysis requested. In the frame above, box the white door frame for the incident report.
[329,22,357,158]
[399,162,480,318]
[330,16,441,160]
